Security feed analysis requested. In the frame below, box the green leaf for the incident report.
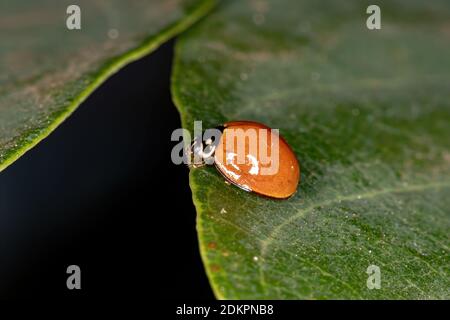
[0,0,216,172]
[172,0,450,299]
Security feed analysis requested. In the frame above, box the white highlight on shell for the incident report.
[247,154,259,175]
[226,152,241,172]
[217,162,241,180]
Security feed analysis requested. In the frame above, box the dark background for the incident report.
[0,40,213,299]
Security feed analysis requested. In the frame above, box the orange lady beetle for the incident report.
[187,121,300,199]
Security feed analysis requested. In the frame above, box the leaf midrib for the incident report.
[261,179,450,257]
[197,171,450,298]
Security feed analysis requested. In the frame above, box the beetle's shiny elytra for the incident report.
[212,121,300,199]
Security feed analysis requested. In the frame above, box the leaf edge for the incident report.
[0,0,217,174]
